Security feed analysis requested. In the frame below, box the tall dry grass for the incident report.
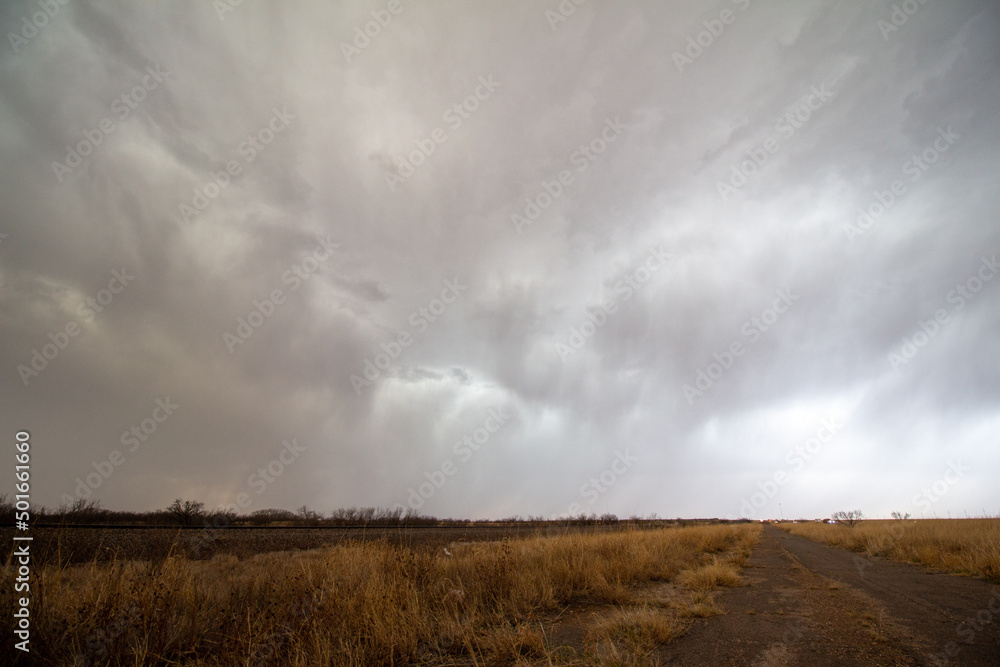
[779,519,1000,581]
[4,523,759,666]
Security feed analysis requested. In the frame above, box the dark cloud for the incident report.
[1,0,997,520]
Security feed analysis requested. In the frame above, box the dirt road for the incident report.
[659,525,1000,666]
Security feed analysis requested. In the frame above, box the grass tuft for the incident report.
[675,558,744,590]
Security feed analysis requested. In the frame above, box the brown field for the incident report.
[0,521,739,567]
[1,523,672,566]
[775,518,1000,581]
[11,519,999,665]
[3,523,759,666]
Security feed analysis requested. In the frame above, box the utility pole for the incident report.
[779,503,784,521]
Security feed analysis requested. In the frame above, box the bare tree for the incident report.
[377,506,403,523]
[296,505,321,524]
[167,499,205,526]
[890,511,911,520]
[56,498,107,523]
[250,508,296,525]
[831,509,864,528]
[205,507,237,527]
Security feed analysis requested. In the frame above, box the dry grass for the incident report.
[3,523,760,665]
[674,558,744,590]
[588,605,686,654]
[675,590,723,619]
[778,519,1000,581]
[580,535,753,665]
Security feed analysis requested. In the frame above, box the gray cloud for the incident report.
[2,0,998,520]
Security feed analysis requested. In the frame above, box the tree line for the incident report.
[0,495,667,528]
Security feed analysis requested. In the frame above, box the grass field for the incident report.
[3,523,759,666]
[776,518,1000,582]
[0,522,667,566]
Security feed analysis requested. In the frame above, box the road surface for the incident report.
[660,525,1000,665]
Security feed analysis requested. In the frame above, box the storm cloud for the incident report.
[2,0,998,521]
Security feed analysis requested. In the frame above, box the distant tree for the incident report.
[297,505,322,524]
[599,513,619,524]
[58,498,107,523]
[330,506,396,524]
[328,507,351,523]
[167,499,205,526]
[831,509,864,528]
[381,506,404,523]
[0,494,14,522]
[250,508,296,525]
[890,511,911,520]
[204,507,237,527]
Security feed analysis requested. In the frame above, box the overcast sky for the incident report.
[2,1,998,521]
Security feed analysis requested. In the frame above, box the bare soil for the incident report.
[656,525,1000,665]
